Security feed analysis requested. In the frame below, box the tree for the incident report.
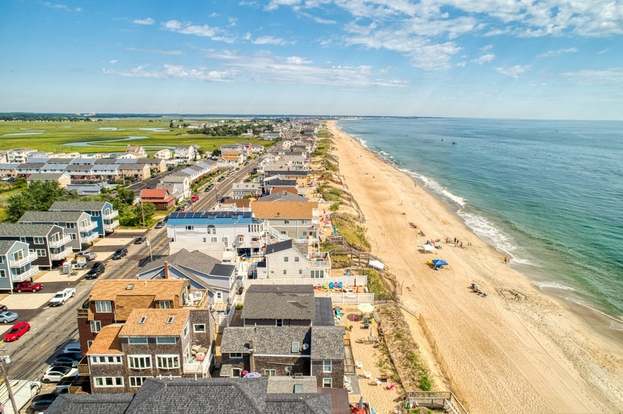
[6,181,75,222]
[211,149,221,157]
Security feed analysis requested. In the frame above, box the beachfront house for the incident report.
[18,210,98,251]
[0,223,72,269]
[0,240,39,291]
[231,181,262,199]
[220,285,345,389]
[49,201,120,236]
[253,239,329,280]
[251,197,319,242]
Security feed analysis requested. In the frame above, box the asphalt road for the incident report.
[2,160,258,384]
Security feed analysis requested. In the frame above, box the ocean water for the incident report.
[339,117,623,318]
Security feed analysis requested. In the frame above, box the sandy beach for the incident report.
[328,120,623,413]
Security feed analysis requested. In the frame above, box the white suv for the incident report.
[49,288,76,307]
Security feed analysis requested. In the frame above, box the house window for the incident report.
[94,300,112,313]
[0,270,5,278]
[157,300,172,309]
[87,340,93,349]
[211,237,217,243]
[283,256,289,262]
[90,320,101,333]
[322,360,332,373]
[232,368,242,377]
[129,376,149,388]
[0,257,3,264]
[291,341,300,353]
[282,270,287,275]
[285,366,293,375]
[263,369,276,377]
[155,336,177,345]
[294,256,300,262]
[156,355,180,369]
[94,377,124,388]
[298,269,303,275]
[36,249,46,257]
[229,353,242,359]
[216,291,222,300]
[322,377,333,388]
[185,225,194,231]
[293,383,303,393]
[70,234,77,240]
[128,355,151,369]
[193,323,206,333]
[90,356,122,365]
[33,237,45,245]
[276,319,283,327]
[183,323,189,337]
[128,337,148,345]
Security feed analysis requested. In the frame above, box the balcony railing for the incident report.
[80,221,98,232]
[103,220,120,231]
[103,210,119,219]
[81,231,99,243]
[50,246,72,261]
[49,234,72,248]
[9,251,37,268]
[11,265,39,283]
[183,357,210,376]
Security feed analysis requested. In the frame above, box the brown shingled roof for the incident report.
[87,324,123,355]
[89,279,187,302]
[119,308,190,337]
[251,200,316,220]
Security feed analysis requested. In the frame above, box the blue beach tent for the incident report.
[432,259,448,270]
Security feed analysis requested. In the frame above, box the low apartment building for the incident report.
[26,172,71,188]
[140,188,175,210]
[49,201,119,236]
[251,198,319,242]
[220,285,345,389]
[19,210,98,251]
[86,307,212,393]
[118,163,151,181]
[167,211,265,259]
[232,181,262,199]
[0,223,72,269]
[254,239,329,280]
[0,240,39,291]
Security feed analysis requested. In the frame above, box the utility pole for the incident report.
[140,201,146,227]
[146,237,153,262]
[0,353,18,414]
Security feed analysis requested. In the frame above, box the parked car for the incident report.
[42,365,78,383]
[71,256,88,270]
[0,310,19,324]
[31,392,61,412]
[155,220,166,229]
[14,281,43,293]
[191,194,200,202]
[48,288,76,307]
[85,261,105,280]
[3,321,30,342]
[78,250,97,261]
[52,354,82,367]
[62,340,82,354]
[134,236,146,245]
[0,304,7,312]
[111,247,128,260]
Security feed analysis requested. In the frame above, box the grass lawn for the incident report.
[0,119,273,154]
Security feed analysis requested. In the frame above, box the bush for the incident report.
[332,214,370,251]
[366,269,394,300]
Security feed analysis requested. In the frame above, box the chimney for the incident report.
[163,261,169,279]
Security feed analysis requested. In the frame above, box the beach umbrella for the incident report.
[421,244,435,253]
[357,303,374,314]
[244,372,262,378]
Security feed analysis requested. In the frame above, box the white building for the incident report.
[154,148,173,160]
[255,239,330,280]
[160,174,191,200]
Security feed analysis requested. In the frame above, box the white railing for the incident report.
[11,265,39,282]
[81,220,98,232]
[50,247,72,260]
[183,358,210,376]
[316,292,375,305]
[49,234,71,248]
[243,274,367,288]
[103,210,119,219]
[104,220,120,231]
[9,251,37,268]
[81,231,99,243]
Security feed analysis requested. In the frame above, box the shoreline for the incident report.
[327,120,623,413]
[337,120,623,339]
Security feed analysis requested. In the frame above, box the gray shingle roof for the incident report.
[221,326,311,356]
[242,285,315,321]
[19,210,86,223]
[141,249,222,275]
[50,200,108,211]
[0,240,19,255]
[46,393,134,414]
[0,223,56,237]
[27,172,67,181]
[313,298,335,326]
[310,326,345,359]
[266,239,293,254]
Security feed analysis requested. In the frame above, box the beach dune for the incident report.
[328,121,623,413]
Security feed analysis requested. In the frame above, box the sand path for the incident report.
[328,121,623,414]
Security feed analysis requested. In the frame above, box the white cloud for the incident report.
[253,35,291,45]
[537,47,578,58]
[103,64,235,82]
[563,68,623,84]
[133,17,155,25]
[473,53,495,64]
[496,65,530,78]
[162,20,234,43]
[43,2,81,12]
[299,12,336,25]
[125,47,183,56]
[286,56,312,65]
[108,59,119,64]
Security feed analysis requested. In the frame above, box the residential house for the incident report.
[213,197,252,212]
[48,377,346,414]
[140,188,175,210]
[137,249,237,326]
[118,163,151,181]
[126,145,147,158]
[0,240,39,291]
[26,172,71,188]
[231,181,262,199]
[0,164,18,178]
[254,239,329,281]
[0,223,72,269]
[66,183,107,196]
[7,149,36,164]
[19,210,98,251]
[16,162,46,176]
[117,158,167,174]
[174,146,198,164]
[160,174,191,200]
[263,177,297,194]
[219,144,245,166]
[76,279,209,353]
[49,201,120,236]
[166,211,265,260]
[220,285,345,389]
[251,198,319,242]
[154,148,173,161]
[265,169,310,184]
[88,163,121,183]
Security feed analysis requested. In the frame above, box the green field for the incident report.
[0,119,272,153]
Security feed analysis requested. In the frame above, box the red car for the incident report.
[191,194,199,203]
[3,321,30,342]
[14,281,43,293]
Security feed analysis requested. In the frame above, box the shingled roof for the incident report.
[241,285,315,321]
[221,326,311,356]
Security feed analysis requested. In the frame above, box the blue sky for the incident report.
[1,0,622,119]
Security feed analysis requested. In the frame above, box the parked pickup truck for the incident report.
[49,288,76,307]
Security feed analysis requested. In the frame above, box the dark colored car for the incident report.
[85,262,105,280]
[134,236,146,245]
[14,281,43,293]
[111,248,128,260]
[31,392,61,412]
[0,304,7,312]
[52,353,82,367]
[155,220,165,229]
